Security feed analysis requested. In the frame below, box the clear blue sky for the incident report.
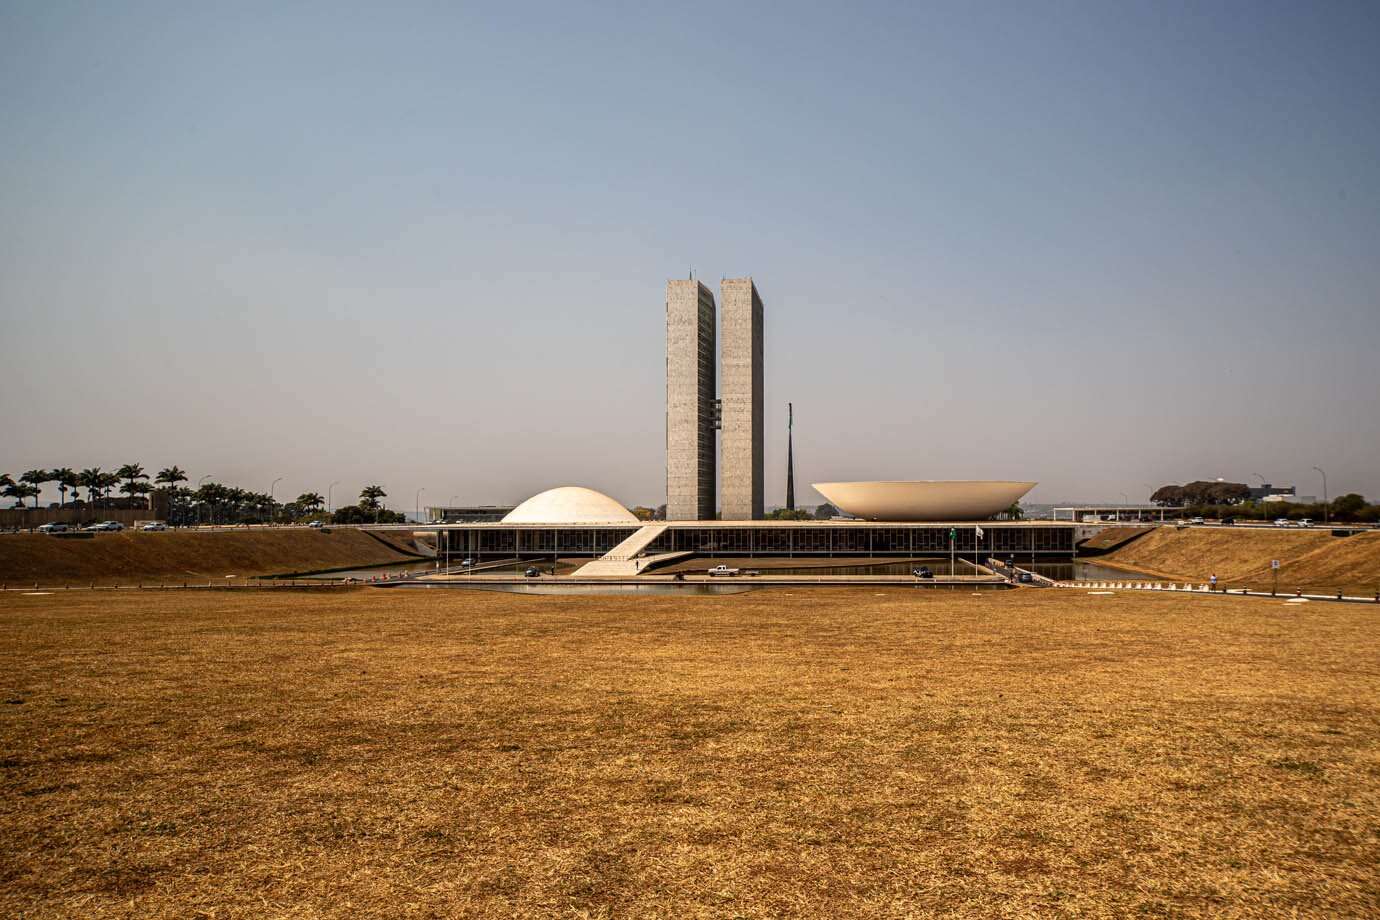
[2,1,1377,510]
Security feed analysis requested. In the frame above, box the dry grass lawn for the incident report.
[1104,526,1380,597]
[0,528,419,587]
[2,587,1378,918]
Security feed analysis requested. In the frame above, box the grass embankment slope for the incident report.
[0,528,419,586]
[1104,525,1380,595]
[2,588,1378,917]
[1077,525,1154,553]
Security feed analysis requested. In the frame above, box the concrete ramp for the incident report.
[574,551,693,577]
[573,524,677,576]
[604,524,668,561]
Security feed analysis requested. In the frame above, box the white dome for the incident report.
[501,486,639,524]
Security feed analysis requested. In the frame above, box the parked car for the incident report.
[707,565,741,577]
[37,522,68,534]
[141,522,169,532]
[523,566,541,578]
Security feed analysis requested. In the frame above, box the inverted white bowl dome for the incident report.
[502,486,639,524]
[812,481,1036,522]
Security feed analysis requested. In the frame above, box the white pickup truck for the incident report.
[707,565,741,577]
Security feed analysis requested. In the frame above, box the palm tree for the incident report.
[50,468,78,507]
[297,492,325,512]
[97,472,120,501]
[155,466,188,491]
[116,464,148,498]
[359,485,387,522]
[19,470,50,508]
[2,473,23,508]
[78,468,103,503]
[7,483,39,508]
[153,467,188,522]
[121,479,153,507]
[193,482,226,524]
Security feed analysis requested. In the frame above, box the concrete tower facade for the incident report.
[665,279,717,521]
[719,277,764,520]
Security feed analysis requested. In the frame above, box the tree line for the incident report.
[1150,481,1253,507]
[1149,480,1378,523]
[1,465,402,525]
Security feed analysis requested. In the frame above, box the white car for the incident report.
[707,565,741,577]
[1297,518,1314,527]
[141,522,169,532]
[308,520,324,529]
[85,521,125,532]
[1274,518,1293,527]
[1189,517,1206,525]
[37,522,69,534]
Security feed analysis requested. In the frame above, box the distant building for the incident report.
[425,505,515,523]
[719,277,764,520]
[1264,493,1316,505]
[1249,483,1295,501]
[666,279,717,521]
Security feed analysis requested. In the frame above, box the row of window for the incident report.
[643,527,1072,554]
[441,526,1073,556]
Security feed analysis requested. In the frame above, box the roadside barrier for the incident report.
[1054,578,1377,604]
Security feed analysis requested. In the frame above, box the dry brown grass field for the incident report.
[2,587,1378,918]
[1104,526,1380,597]
[0,528,420,587]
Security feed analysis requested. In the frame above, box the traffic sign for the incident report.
[1271,559,1280,570]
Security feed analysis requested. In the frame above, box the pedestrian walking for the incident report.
[1209,573,1218,592]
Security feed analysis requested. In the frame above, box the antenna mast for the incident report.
[786,402,795,512]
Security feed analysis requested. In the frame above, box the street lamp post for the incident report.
[415,487,425,524]
[1142,484,1161,521]
[328,481,340,514]
[270,478,283,525]
[197,475,212,526]
[1312,466,1328,525]
[1119,492,1129,521]
[1253,473,1266,520]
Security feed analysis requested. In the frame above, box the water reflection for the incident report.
[688,557,980,577]
[1024,560,1161,582]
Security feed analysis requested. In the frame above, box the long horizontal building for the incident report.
[425,519,1075,559]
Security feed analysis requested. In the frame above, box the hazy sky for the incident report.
[3,1,1378,512]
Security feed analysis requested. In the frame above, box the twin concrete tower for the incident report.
[666,277,764,521]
